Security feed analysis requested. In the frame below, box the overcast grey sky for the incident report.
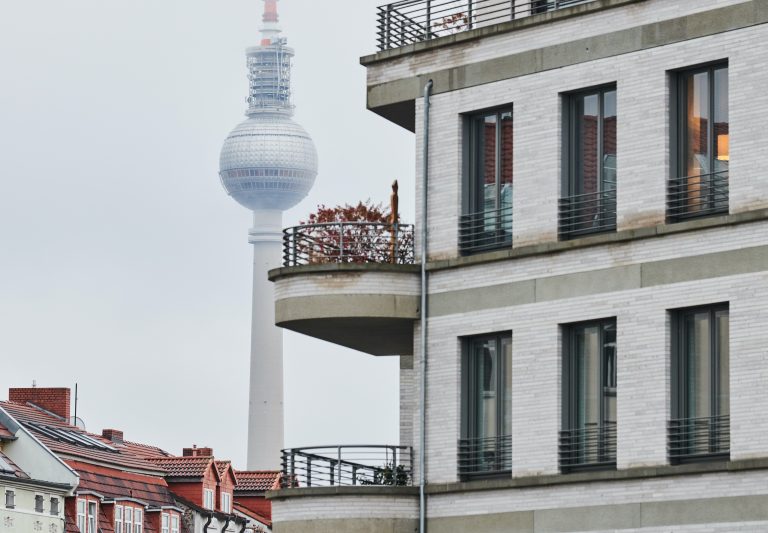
[0,1,414,467]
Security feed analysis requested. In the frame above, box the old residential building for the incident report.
[0,404,77,533]
[266,1,768,532]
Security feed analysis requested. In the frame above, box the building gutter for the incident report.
[203,512,213,532]
[419,79,433,533]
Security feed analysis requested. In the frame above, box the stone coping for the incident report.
[270,209,768,281]
[268,262,420,282]
[360,0,645,66]
[427,208,768,272]
[267,457,768,500]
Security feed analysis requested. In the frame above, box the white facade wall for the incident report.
[414,21,768,259]
[273,271,419,300]
[272,494,418,522]
[0,482,66,533]
[405,7,768,494]
[367,0,751,86]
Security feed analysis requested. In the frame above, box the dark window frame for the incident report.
[669,61,729,221]
[50,497,60,516]
[561,317,617,472]
[4,489,14,509]
[35,494,44,513]
[670,303,730,463]
[459,332,513,479]
[460,107,514,254]
[560,84,618,239]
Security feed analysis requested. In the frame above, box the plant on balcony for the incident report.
[433,12,468,34]
[359,462,411,486]
[296,200,414,264]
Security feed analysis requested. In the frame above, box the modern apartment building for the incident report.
[267,1,768,532]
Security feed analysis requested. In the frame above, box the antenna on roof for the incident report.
[73,383,78,423]
[32,380,37,388]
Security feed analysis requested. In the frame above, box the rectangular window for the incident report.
[50,497,60,516]
[459,333,513,478]
[461,108,514,253]
[670,304,730,462]
[88,502,97,533]
[561,319,617,471]
[125,506,133,532]
[161,513,170,533]
[561,86,617,239]
[204,488,214,510]
[77,500,86,532]
[670,64,729,221]
[171,515,180,533]
[135,508,143,533]
[35,494,44,513]
[5,489,14,509]
[115,506,124,533]
[221,492,231,513]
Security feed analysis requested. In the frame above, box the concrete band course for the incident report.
[364,0,768,129]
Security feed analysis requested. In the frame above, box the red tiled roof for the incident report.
[234,503,272,528]
[121,440,172,459]
[0,450,28,479]
[68,461,176,508]
[234,471,281,492]
[215,460,232,478]
[99,506,115,533]
[147,456,214,478]
[1,401,167,474]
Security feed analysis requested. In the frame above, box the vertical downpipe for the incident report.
[419,79,433,533]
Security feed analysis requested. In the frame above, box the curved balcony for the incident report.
[269,222,420,356]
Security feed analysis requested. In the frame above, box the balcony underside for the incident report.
[270,265,420,356]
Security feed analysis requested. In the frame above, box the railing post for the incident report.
[339,222,345,262]
[468,0,473,29]
[337,446,343,485]
[329,460,335,486]
[386,5,392,49]
[289,451,295,487]
[352,465,358,485]
[291,228,297,267]
[425,0,432,40]
[306,456,312,487]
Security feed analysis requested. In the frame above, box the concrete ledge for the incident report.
[427,208,768,272]
[269,262,420,283]
[267,485,419,500]
[360,0,646,66]
[426,457,768,495]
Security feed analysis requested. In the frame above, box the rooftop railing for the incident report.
[377,0,594,51]
[281,445,413,488]
[282,222,415,267]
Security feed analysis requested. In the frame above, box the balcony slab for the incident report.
[269,264,420,356]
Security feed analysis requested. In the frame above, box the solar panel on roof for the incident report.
[27,423,117,452]
[0,456,14,474]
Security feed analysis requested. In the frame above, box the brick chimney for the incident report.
[9,388,71,421]
[183,445,214,457]
[102,429,124,444]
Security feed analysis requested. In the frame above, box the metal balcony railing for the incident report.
[281,445,412,488]
[459,205,513,254]
[457,435,512,477]
[377,0,594,51]
[559,423,617,471]
[668,415,730,463]
[667,170,729,221]
[559,189,617,239]
[282,222,415,267]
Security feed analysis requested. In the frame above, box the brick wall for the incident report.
[9,388,70,420]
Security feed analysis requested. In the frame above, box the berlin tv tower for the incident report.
[218,0,318,470]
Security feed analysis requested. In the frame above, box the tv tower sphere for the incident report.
[219,0,318,211]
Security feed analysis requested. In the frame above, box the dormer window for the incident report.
[115,505,123,533]
[221,492,231,513]
[204,488,214,510]
[135,508,143,533]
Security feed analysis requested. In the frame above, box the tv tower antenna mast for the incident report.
[218,0,318,470]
